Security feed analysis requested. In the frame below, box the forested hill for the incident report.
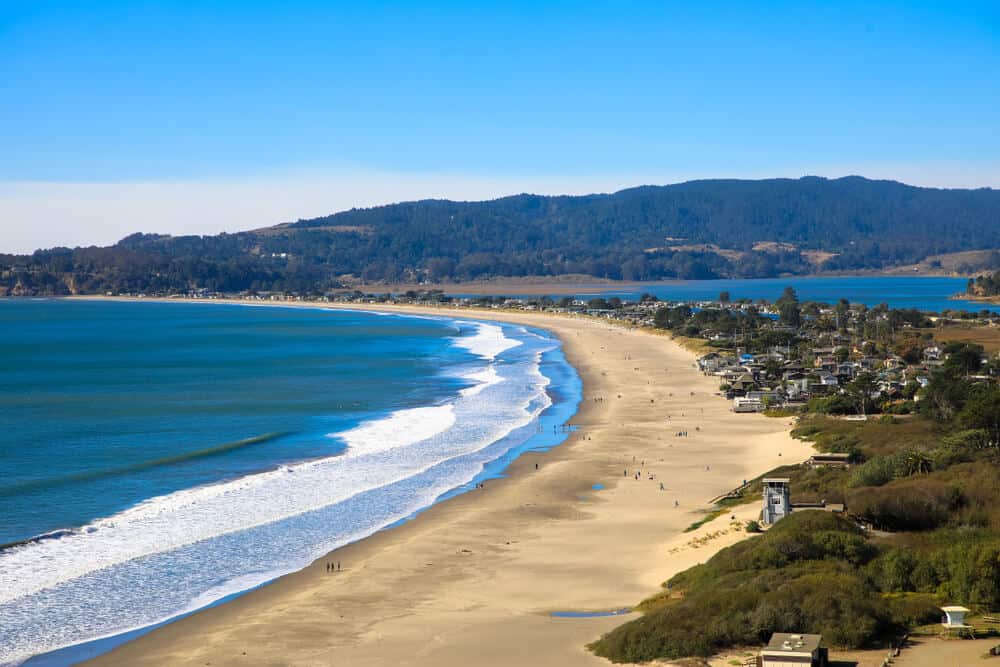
[4,176,1000,296]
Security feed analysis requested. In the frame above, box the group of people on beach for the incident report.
[326,561,341,572]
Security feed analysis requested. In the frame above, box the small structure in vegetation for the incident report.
[941,605,972,637]
[762,478,791,525]
[805,452,852,468]
[941,605,969,627]
[761,633,826,667]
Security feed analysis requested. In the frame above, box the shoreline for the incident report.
[65,297,813,666]
[9,303,577,666]
[956,293,1000,305]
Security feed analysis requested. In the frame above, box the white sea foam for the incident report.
[450,321,522,359]
[337,404,456,457]
[0,319,565,666]
[459,365,502,397]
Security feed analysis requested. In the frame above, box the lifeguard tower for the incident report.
[941,605,973,638]
[762,478,791,525]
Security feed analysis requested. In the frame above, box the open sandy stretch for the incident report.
[82,302,812,666]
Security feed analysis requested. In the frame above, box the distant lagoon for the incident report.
[456,276,997,314]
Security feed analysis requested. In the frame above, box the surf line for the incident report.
[0,432,288,504]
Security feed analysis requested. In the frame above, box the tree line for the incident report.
[4,176,1000,295]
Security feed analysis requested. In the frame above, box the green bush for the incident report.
[848,478,963,531]
[884,593,943,627]
[849,456,896,488]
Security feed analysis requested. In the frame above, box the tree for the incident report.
[776,286,802,327]
[835,298,850,329]
[957,386,1000,447]
[920,370,971,421]
[848,372,879,415]
[944,343,984,376]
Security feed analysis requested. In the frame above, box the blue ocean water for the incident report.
[0,300,580,666]
[463,276,1000,314]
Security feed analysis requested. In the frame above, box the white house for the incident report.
[733,397,765,413]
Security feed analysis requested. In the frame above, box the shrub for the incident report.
[849,456,896,488]
[848,478,963,531]
[884,593,943,627]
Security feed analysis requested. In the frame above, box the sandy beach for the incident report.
[83,302,813,666]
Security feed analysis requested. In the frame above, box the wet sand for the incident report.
[83,302,812,666]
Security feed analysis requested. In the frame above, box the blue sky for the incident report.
[1,1,998,251]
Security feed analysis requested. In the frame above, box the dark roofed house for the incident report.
[806,452,852,468]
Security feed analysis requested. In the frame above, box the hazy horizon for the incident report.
[4,169,1000,255]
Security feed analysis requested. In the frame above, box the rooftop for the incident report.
[763,633,822,656]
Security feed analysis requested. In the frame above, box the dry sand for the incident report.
[84,302,813,667]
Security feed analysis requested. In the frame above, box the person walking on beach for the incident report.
[337,561,341,571]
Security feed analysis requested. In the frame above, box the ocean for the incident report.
[0,300,581,666]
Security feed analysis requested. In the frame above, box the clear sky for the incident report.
[1,1,998,252]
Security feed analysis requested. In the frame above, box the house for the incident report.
[813,355,837,372]
[729,373,757,396]
[924,345,942,361]
[698,352,729,373]
[734,396,765,413]
[747,389,780,404]
[762,478,791,524]
[760,633,826,667]
[806,371,838,395]
[782,361,806,374]
[815,371,839,387]
[836,362,856,379]
[783,372,810,394]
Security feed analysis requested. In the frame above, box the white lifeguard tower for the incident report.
[941,605,973,637]
[762,477,791,525]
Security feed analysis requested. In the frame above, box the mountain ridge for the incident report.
[4,176,1000,296]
